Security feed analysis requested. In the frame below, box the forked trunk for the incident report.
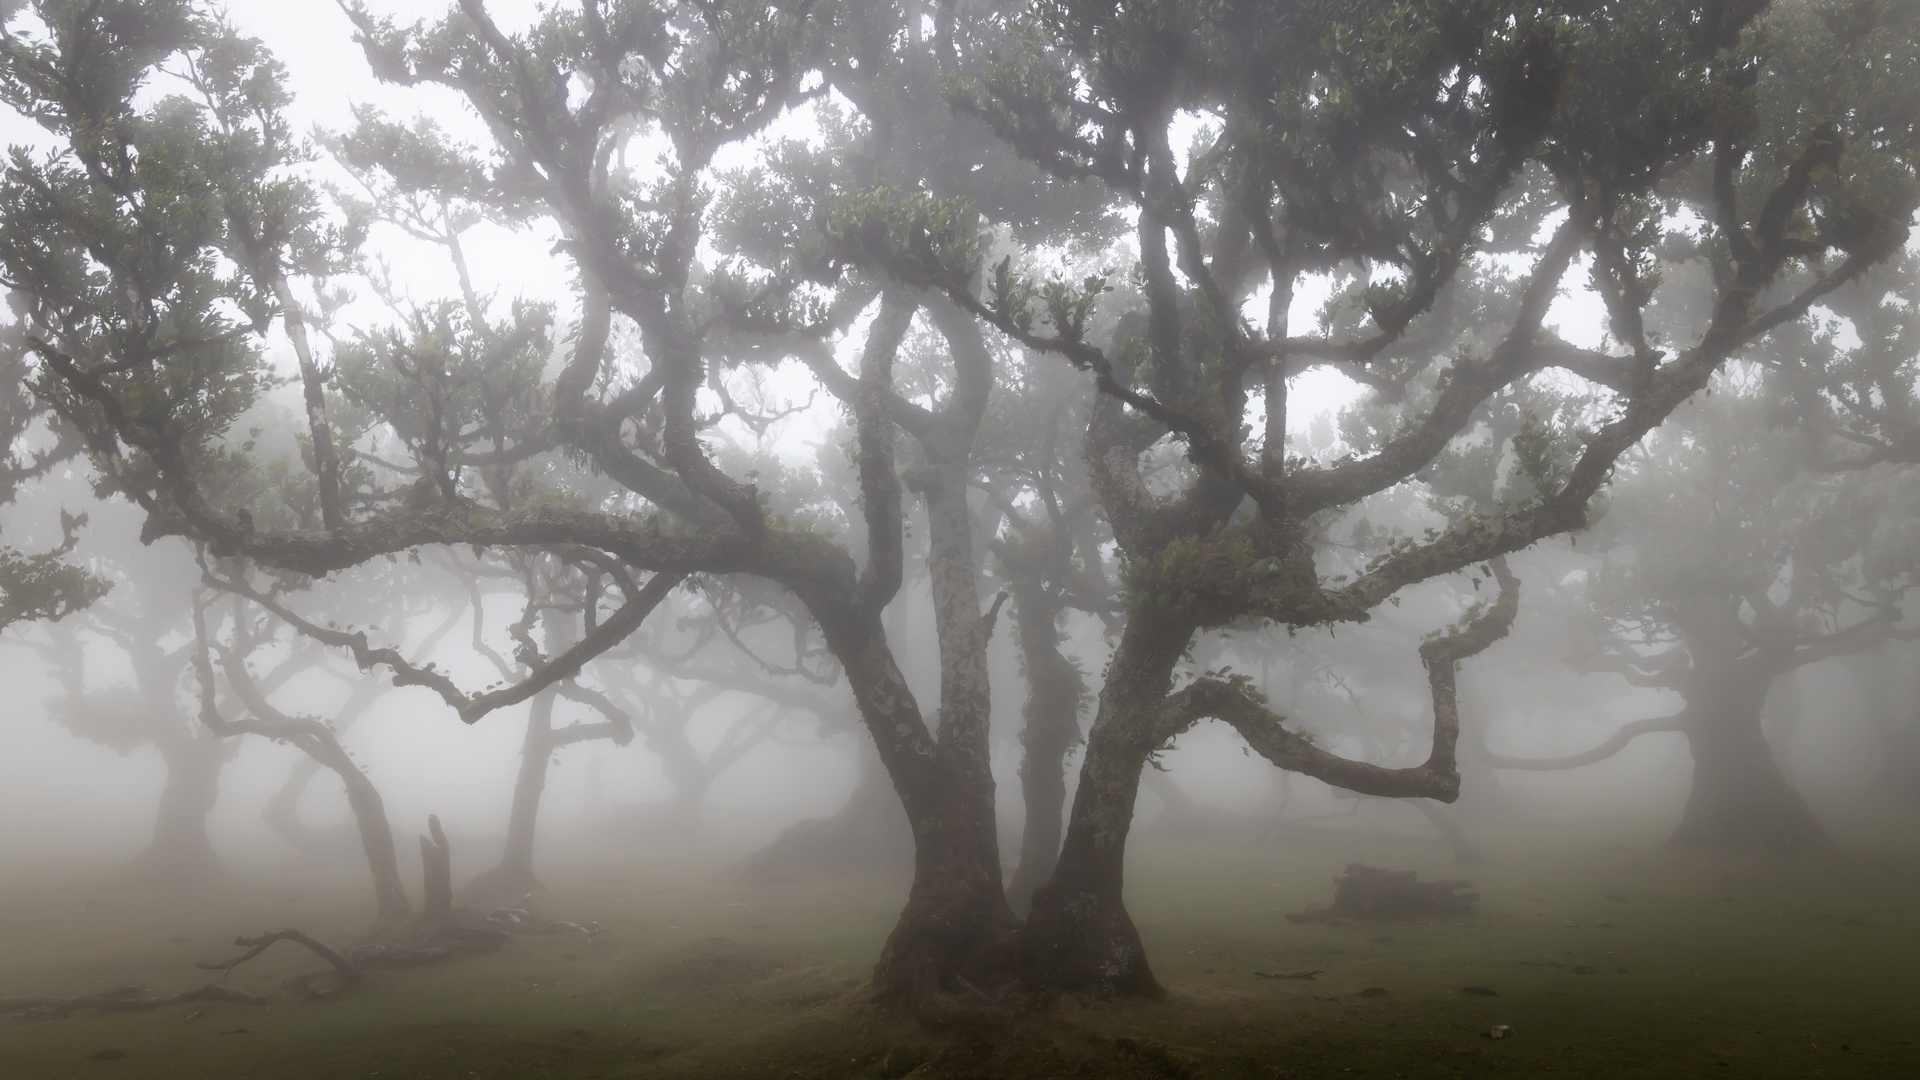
[1019,618,1187,998]
[1672,662,1830,850]
[865,455,1023,1005]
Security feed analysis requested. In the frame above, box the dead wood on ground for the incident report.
[1287,863,1479,923]
[0,982,264,1019]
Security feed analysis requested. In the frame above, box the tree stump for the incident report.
[1287,863,1479,922]
[421,815,453,923]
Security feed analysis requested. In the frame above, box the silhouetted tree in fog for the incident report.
[1492,390,1919,847]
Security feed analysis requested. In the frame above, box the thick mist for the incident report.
[2,1,1919,1077]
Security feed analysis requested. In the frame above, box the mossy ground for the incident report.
[1,831,1915,1079]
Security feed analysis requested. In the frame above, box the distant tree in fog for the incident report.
[26,538,232,882]
[1486,244,1920,847]
[191,562,445,925]
[1490,374,1920,847]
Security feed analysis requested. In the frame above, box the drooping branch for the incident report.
[1485,711,1690,771]
[199,564,684,725]
[200,567,471,707]
[1171,559,1520,802]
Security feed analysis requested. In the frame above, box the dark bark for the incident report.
[1019,615,1188,998]
[197,591,415,925]
[1488,659,1831,850]
[1671,661,1831,850]
[865,442,1026,1003]
[1022,559,1515,995]
[869,775,1023,1004]
[1004,579,1083,917]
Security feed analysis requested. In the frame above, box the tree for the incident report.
[1488,365,1920,849]
[454,550,655,903]
[29,538,234,882]
[1,0,1913,1008]
[921,0,1918,993]
[191,562,421,924]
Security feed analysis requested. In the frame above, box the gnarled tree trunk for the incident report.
[866,463,1023,1004]
[1672,662,1830,849]
[871,752,1022,1003]
[1018,617,1188,998]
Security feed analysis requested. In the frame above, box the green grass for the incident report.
[2,834,1916,1079]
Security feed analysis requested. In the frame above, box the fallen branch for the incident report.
[0,983,264,1019]
[198,928,363,999]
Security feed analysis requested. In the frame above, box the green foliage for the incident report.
[822,184,983,290]
[0,1,344,500]
[0,524,108,628]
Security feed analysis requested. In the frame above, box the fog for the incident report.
[2,1,1918,1077]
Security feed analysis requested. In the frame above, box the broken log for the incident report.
[1287,863,1479,923]
[0,983,264,1019]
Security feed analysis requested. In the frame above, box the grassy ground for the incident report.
[1,832,1915,1079]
